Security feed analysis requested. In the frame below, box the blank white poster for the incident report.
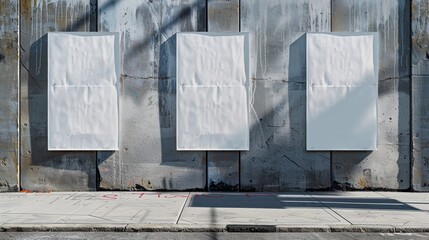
[176,33,249,151]
[48,32,119,151]
[306,33,378,151]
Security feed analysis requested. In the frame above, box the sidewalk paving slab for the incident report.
[0,192,188,224]
[377,191,429,211]
[178,192,349,225]
[309,192,429,226]
[0,191,429,233]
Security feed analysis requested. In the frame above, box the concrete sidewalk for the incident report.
[0,191,428,233]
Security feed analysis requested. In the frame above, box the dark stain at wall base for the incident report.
[0,183,18,192]
[332,181,411,192]
[209,181,239,191]
[0,53,5,62]
[333,181,354,191]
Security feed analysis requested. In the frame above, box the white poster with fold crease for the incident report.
[48,32,119,151]
[306,33,378,151]
[176,32,249,151]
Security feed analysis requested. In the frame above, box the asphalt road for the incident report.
[0,232,429,240]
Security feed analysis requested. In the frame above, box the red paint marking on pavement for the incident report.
[162,194,188,198]
[132,193,146,198]
[194,194,224,198]
[101,194,118,200]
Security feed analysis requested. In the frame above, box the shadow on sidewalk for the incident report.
[188,193,419,211]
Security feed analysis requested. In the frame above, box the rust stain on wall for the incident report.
[19,0,96,192]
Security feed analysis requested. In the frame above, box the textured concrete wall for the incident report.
[2,0,427,192]
[331,0,411,190]
[0,0,19,191]
[412,0,429,191]
[240,0,332,191]
[97,0,207,190]
[20,0,96,191]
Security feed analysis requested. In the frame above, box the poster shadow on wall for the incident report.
[20,0,117,191]
[157,34,206,168]
[327,2,411,191]
[158,34,178,165]
[26,35,97,191]
[23,0,121,191]
[288,33,372,190]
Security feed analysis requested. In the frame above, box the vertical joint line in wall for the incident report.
[205,0,208,32]
[238,151,241,191]
[96,0,98,32]
[17,0,21,191]
[330,151,333,189]
[95,152,100,190]
[409,0,413,191]
[329,0,333,190]
[90,0,98,32]
[205,151,208,191]
[205,0,208,191]
[92,0,98,190]
[238,0,241,192]
[238,0,241,32]
[330,0,333,32]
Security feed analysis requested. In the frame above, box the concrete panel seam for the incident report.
[17,0,21,191]
[410,0,414,191]
[122,74,172,80]
[411,74,429,77]
[380,75,411,81]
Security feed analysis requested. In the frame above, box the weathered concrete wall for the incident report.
[2,0,426,192]
[412,0,429,191]
[97,0,207,190]
[20,0,97,191]
[207,0,239,32]
[207,0,240,191]
[0,0,19,191]
[240,0,331,191]
[331,0,411,190]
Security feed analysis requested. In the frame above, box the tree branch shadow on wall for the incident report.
[156,33,207,190]
[97,0,207,190]
[21,0,120,192]
[287,33,373,191]
[293,34,374,190]
[238,33,333,192]
[330,1,411,191]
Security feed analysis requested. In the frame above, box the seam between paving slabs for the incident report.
[175,192,191,224]
[309,194,353,225]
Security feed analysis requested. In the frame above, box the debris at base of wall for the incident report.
[209,180,238,191]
